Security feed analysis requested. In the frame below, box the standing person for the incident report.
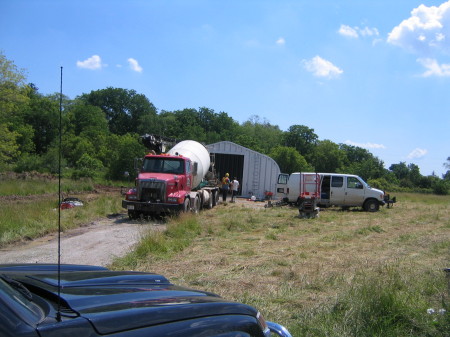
[231,177,239,203]
[221,173,230,202]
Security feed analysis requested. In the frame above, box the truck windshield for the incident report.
[142,158,184,174]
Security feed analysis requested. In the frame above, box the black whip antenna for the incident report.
[56,66,63,322]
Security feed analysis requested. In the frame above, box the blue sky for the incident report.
[1,0,449,176]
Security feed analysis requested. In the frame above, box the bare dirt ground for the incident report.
[0,197,266,267]
[0,214,165,267]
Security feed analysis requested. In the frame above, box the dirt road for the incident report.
[0,198,267,267]
[0,214,164,267]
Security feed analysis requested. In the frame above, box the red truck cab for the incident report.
[123,154,193,218]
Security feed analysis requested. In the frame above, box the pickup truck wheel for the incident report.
[364,199,379,212]
[183,198,190,213]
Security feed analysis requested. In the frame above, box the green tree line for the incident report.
[1,52,449,194]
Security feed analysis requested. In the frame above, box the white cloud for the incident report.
[302,56,343,79]
[407,148,428,159]
[359,26,380,37]
[344,140,386,149]
[127,58,143,72]
[276,37,285,45]
[339,25,379,39]
[339,25,359,38]
[417,57,450,76]
[76,55,104,70]
[387,1,450,55]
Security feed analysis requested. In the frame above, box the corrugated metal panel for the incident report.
[206,141,280,199]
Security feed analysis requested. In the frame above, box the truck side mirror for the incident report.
[134,158,143,173]
[192,162,198,176]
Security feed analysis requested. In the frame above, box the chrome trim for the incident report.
[267,321,293,337]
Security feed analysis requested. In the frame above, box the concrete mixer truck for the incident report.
[122,134,220,219]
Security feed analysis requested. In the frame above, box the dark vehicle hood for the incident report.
[1,265,257,334]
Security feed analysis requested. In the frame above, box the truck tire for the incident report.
[183,198,190,213]
[192,196,201,214]
[212,190,218,207]
[364,199,379,212]
[207,192,213,209]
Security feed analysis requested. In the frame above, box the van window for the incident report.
[277,174,289,184]
[347,177,363,189]
[331,176,343,187]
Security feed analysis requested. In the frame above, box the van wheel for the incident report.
[364,199,379,212]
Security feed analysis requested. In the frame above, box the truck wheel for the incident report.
[212,190,218,207]
[192,196,201,213]
[207,192,213,209]
[183,198,190,213]
[215,190,220,205]
[364,199,379,212]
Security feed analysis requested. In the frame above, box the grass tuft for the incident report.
[112,214,202,269]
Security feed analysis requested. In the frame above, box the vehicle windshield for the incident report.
[142,158,184,174]
[0,277,44,324]
[360,178,371,189]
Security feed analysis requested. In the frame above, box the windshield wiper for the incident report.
[1,274,33,301]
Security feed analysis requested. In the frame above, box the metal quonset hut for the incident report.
[206,141,280,200]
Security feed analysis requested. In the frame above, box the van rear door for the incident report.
[276,173,290,200]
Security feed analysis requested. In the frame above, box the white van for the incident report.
[276,172,385,212]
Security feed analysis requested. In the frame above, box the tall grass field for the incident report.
[0,177,123,247]
[2,176,449,336]
[113,194,450,336]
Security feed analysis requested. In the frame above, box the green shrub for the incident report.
[71,153,104,179]
[432,179,450,195]
[14,153,44,173]
[367,177,392,191]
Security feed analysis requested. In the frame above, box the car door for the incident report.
[329,175,345,205]
[343,176,365,206]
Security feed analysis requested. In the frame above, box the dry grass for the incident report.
[119,195,450,333]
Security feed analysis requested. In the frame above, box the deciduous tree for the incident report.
[80,87,157,135]
[311,140,345,172]
[269,146,313,174]
[0,52,29,168]
[283,125,318,160]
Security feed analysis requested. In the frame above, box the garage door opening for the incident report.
[213,153,244,196]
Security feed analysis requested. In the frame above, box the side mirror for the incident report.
[134,158,143,173]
